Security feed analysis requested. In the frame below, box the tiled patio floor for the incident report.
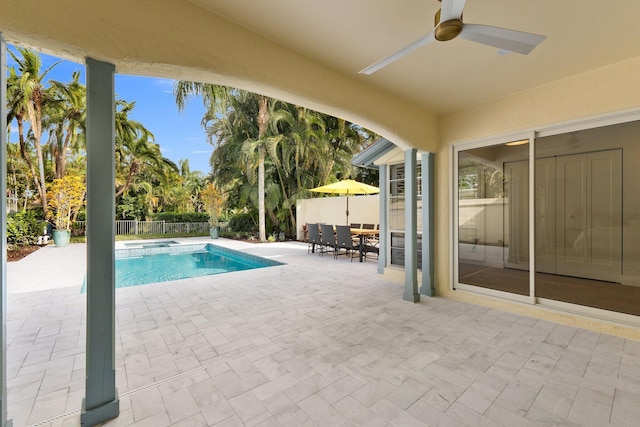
[6,238,640,426]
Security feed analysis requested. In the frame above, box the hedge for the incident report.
[228,212,257,232]
[150,212,210,223]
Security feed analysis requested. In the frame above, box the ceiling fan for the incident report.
[359,0,546,75]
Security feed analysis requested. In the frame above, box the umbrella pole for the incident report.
[346,195,349,225]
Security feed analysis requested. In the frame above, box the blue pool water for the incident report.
[88,243,282,289]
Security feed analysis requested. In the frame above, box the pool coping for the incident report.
[115,241,285,267]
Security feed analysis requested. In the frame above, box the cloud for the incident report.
[153,77,175,86]
[150,78,176,94]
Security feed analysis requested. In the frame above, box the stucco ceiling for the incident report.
[189,0,640,116]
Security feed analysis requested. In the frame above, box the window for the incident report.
[388,161,422,267]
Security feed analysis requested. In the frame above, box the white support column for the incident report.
[377,165,388,274]
[420,152,435,296]
[1,32,14,427]
[82,58,119,426]
[403,149,419,302]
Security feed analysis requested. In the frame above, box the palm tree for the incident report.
[175,81,271,241]
[176,159,206,212]
[5,142,31,211]
[6,47,60,209]
[176,81,373,237]
[46,70,86,179]
[208,97,356,236]
[114,100,177,197]
[7,68,38,198]
[254,94,270,241]
[115,135,177,197]
[265,105,367,235]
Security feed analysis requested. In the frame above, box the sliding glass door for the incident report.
[534,122,640,316]
[457,140,530,297]
[455,118,640,317]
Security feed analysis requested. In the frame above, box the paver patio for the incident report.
[6,238,640,426]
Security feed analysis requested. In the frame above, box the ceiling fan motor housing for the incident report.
[434,8,463,41]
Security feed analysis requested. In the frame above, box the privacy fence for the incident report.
[72,220,211,236]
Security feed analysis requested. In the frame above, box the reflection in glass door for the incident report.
[456,120,640,317]
[535,150,622,282]
[457,140,530,296]
[534,122,640,316]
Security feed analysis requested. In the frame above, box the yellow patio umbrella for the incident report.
[309,179,380,224]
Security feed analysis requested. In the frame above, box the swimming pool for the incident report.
[123,240,179,248]
[113,243,283,288]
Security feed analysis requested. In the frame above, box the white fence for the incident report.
[72,220,210,236]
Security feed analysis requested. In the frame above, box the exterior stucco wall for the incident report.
[439,55,640,144]
[432,55,640,338]
[295,195,380,241]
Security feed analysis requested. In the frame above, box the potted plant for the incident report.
[46,175,85,247]
[200,183,224,239]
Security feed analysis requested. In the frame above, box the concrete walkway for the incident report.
[8,243,86,294]
[5,238,640,426]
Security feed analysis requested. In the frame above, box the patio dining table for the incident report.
[350,228,379,262]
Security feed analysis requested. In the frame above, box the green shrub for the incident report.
[7,211,46,246]
[228,212,257,233]
[151,212,209,223]
[28,206,45,219]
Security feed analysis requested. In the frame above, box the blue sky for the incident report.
[7,46,212,173]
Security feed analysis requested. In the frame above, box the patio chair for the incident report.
[363,235,380,259]
[307,223,321,254]
[360,224,378,259]
[335,225,359,261]
[319,223,337,257]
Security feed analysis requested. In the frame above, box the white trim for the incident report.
[455,283,532,305]
[451,288,640,329]
[528,131,536,305]
[383,164,391,269]
[453,130,533,151]
[536,107,640,138]
[537,298,640,328]
[450,144,458,291]
[451,107,640,148]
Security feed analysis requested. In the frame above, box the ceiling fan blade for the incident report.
[459,23,546,55]
[440,0,466,22]
[359,31,436,74]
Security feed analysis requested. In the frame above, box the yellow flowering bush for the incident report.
[200,183,224,226]
[46,175,86,231]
